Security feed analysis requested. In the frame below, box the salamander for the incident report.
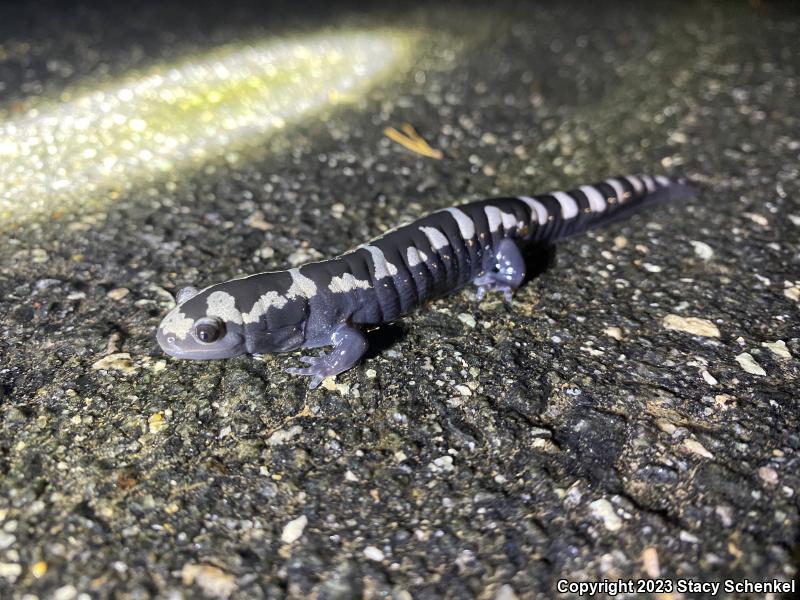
[156,174,696,388]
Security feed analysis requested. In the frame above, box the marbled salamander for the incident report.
[157,174,695,388]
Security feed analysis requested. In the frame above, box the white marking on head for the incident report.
[176,286,199,305]
[443,208,475,240]
[362,245,398,279]
[518,196,548,225]
[483,206,502,232]
[285,267,317,299]
[625,175,645,195]
[655,175,670,187]
[328,273,372,293]
[160,309,194,340]
[419,226,449,250]
[579,185,607,213]
[241,291,287,324]
[641,175,657,193]
[551,191,579,219]
[604,178,626,202]
[207,290,244,324]
[406,246,422,267]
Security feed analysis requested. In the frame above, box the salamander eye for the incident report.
[194,317,225,343]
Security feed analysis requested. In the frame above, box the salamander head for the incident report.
[156,284,247,360]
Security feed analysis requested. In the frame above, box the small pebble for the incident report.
[430,456,454,473]
[288,248,323,266]
[36,278,63,290]
[148,412,167,434]
[331,202,346,218]
[0,532,15,550]
[363,546,385,561]
[680,531,700,544]
[281,515,308,544]
[0,562,22,582]
[656,419,676,434]
[494,584,519,600]
[320,377,338,391]
[256,246,275,260]
[662,314,720,338]
[758,466,778,485]
[245,211,271,231]
[589,498,622,532]
[53,586,78,600]
[743,212,769,227]
[267,425,303,446]
[181,564,237,599]
[735,352,766,376]
[641,547,660,578]
[690,240,714,260]
[458,313,476,328]
[714,394,735,410]
[716,505,734,527]
[107,287,130,300]
[31,561,48,578]
[92,353,138,374]
[684,438,714,459]
[701,370,718,386]
[761,340,791,360]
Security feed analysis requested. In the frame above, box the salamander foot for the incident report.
[473,238,525,303]
[286,324,368,389]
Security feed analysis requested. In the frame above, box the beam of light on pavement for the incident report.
[0,30,414,228]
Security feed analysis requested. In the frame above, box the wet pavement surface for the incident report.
[0,1,798,598]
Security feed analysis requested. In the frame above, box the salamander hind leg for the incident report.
[473,238,526,303]
[286,324,368,389]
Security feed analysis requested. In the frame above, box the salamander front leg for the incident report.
[286,324,368,389]
[473,238,526,303]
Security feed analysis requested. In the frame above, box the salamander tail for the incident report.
[523,174,699,242]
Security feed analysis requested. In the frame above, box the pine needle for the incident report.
[383,123,443,159]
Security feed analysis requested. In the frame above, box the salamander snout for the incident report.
[156,305,246,360]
